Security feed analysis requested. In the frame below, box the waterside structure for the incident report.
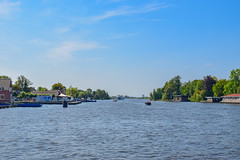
[221,94,240,104]
[173,95,189,102]
[205,97,222,103]
[0,78,12,108]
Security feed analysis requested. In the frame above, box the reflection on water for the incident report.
[0,99,240,159]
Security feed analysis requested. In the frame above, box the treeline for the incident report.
[150,68,240,102]
[0,75,110,100]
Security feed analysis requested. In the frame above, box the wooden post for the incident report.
[63,100,68,108]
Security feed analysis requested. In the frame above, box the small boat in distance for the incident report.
[145,101,151,105]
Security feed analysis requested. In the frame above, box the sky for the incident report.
[0,0,239,97]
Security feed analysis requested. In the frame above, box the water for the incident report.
[0,99,240,160]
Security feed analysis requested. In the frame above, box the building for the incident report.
[0,78,12,103]
[32,90,71,102]
[173,95,189,102]
[205,97,222,103]
[221,94,240,104]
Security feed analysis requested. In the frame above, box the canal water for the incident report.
[0,99,240,159]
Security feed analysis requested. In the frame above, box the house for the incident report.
[0,78,12,103]
[173,95,189,102]
[221,94,240,104]
[205,97,222,103]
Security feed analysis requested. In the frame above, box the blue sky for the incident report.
[0,0,239,96]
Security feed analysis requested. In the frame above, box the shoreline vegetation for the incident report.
[0,75,110,101]
[1,68,239,103]
[150,68,240,102]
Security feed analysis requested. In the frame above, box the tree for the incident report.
[202,75,216,97]
[15,75,33,93]
[86,88,93,99]
[189,90,206,102]
[224,69,240,95]
[51,83,66,93]
[150,88,164,100]
[213,79,227,97]
[37,87,48,91]
[180,80,203,98]
[66,86,79,98]
[180,81,191,96]
[152,89,157,100]
[0,75,10,79]
[93,89,110,100]
[162,75,181,100]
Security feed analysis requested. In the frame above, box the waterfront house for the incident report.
[0,78,12,103]
[173,95,189,102]
[221,94,240,104]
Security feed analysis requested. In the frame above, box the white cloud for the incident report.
[80,2,169,23]
[0,0,20,18]
[47,41,103,61]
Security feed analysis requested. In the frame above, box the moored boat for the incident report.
[0,103,11,109]
[145,101,151,105]
[15,102,43,107]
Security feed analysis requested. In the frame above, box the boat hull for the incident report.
[15,103,43,107]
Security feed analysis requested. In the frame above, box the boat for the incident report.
[0,103,11,109]
[145,101,151,105]
[15,102,43,107]
[113,99,117,102]
[86,99,97,102]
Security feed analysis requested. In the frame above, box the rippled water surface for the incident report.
[0,99,240,159]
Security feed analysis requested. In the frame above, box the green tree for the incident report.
[66,86,79,98]
[86,88,93,99]
[224,69,240,95]
[79,91,88,99]
[37,87,48,91]
[51,83,66,93]
[213,79,227,97]
[150,92,153,100]
[15,75,33,93]
[180,81,191,96]
[202,75,216,97]
[189,90,206,102]
[152,89,157,100]
[180,80,203,98]
[93,89,110,100]
[162,75,181,100]
[156,88,164,100]
[0,75,10,79]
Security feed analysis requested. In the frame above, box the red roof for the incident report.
[222,94,240,97]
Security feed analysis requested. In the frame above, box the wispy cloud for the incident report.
[80,2,169,23]
[110,33,139,39]
[0,0,20,18]
[204,63,213,67]
[47,41,103,61]
[83,57,104,62]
